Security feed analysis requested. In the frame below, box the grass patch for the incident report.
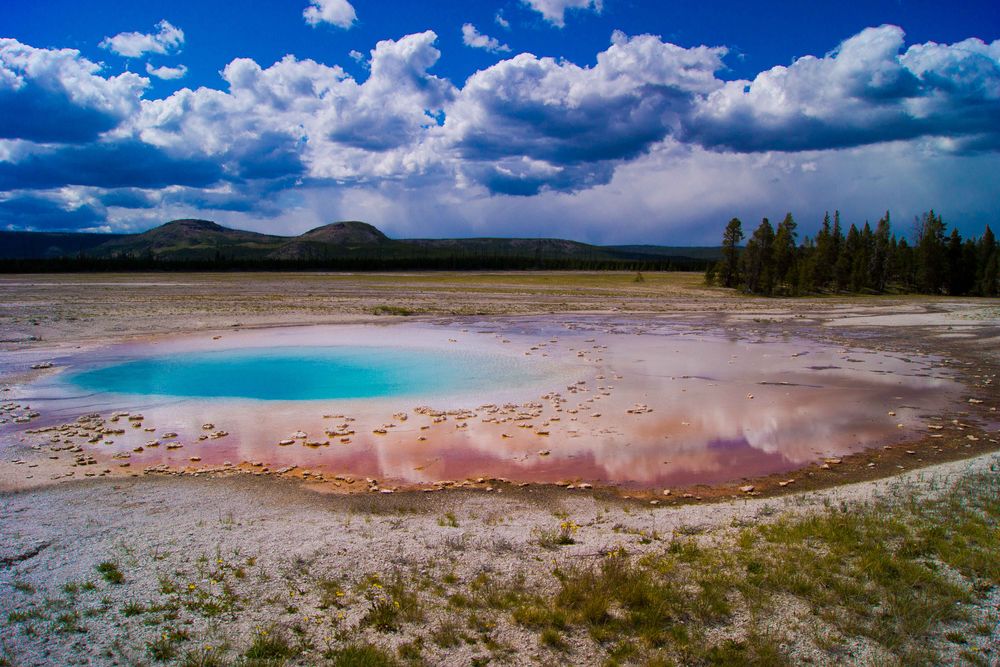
[317,576,347,610]
[534,520,578,549]
[324,643,400,666]
[179,648,227,667]
[430,620,462,648]
[736,474,999,663]
[243,626,297,663]
[12,580,35,594]
[539,627,568,650]
[122,600,147,617]
[96,560,124,585]
[147,635,178,662]
[361,573,423,632]
[371,305,417,317]
[8,607,46,623]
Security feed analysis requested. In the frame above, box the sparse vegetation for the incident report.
[534,519,578,548]
[96,560,124,585]
[361,574,423,632]
[1,447,996,665]
[324,643,399,666]
[12,580,35,594]
[243,626,297,662]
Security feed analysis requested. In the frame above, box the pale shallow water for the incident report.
[3,317,965,489]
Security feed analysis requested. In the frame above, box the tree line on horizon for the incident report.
[0,253,710,274]
[706,211,999,297]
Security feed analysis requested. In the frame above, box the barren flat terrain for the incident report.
[1,272,999,666]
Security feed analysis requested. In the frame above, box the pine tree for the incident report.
[915,210,948,293]
[798,236,816,293]
[812,212,834,289]
[895,238,915,289]
[960,238,977,296]
[719,218,743,288]
[851,222,874,292]
[840,225,861,292]
[740,218,775,294]
[773,213,798,293]
[832,211,843,263]
[977,225,998,296]
[946,229,965,295]
[872,212,892,292]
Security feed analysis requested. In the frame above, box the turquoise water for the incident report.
[68,346,531,401]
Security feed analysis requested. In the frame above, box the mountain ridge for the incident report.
[0,219,722,264]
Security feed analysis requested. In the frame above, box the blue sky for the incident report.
[1,0,998,243]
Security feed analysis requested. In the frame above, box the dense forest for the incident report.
[706,211,999,297]
[0,253,709,273]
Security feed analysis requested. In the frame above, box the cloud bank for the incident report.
[1,25,998,239]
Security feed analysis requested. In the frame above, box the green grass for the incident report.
[6,459,995,666]
[732,470,1000,663]
[147,635,178,662]
[361,574,423,632]
[534,521,578,549]
[243,626,297,663]
[370,305,417,316]
[179,648,227,667]
[317,576,347,610]
[324,644,399,666]
[8,607,46,623]
[96,561,124,585]
[12,580,35,594]
[430,620,462,648]
[121,600,147,617]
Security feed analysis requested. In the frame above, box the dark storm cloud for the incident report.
[0,195,104,230]
[97,188,158,209]
[0,141,223,190]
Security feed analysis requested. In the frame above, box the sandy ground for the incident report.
[2,273,999,665]
[1,450,997,665]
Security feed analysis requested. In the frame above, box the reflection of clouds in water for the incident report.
[18,318,962,487]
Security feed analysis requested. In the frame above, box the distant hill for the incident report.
[0,219,722,269]
[270,221,391,260]
[0,230,128,259]
[93,219,286,261]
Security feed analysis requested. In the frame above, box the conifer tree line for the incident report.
[706,210,999,297]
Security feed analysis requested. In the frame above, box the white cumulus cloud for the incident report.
[445,31,726,193]
[2,26,999,239]
[461,24,510,54]
[145,63,188,80]
[686,25,1000,153]
[100,20,184,58]
[522,0,602,27]
[303,0,357,28]
[0,38,148,142]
